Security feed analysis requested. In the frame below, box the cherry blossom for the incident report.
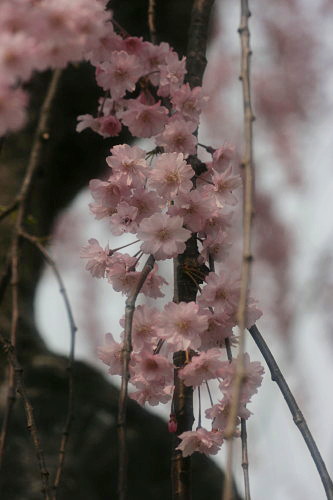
[168,188,216,232]
[157,301,208,351]
[0,33,37,83]
[76,113,121,138]
[106,144,147,186]
[105,252,138,294]
[205,396,251,431]
[155,116,197,155]
[97,333,123,376]
[171,83,209,122]
[158,51,187,97]
[130,380,173,406]
[96,50,142,99]
[127,188,162,224]
[119,99,168,138]
[210,166,242,207]
[140,41,171,86]
[177,428,223,457]
[178,349,225,387]
[211,144,235,172]
[110,201,138,236]
[122,304,160,352]
[80,238,110,278]
[199,229,231,263]
[199,309,236,350]
[130,351,173,385]
[219,353,265,403]
[137,213,191,260]
[198,270,241,314]
[0,85,27,136]
[89,177,130,211]
[140,264,168,298]
[148,152,194,199]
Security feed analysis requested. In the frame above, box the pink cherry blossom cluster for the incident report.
[78,18,264,458]
[0,0,264,457]
[0,0,111,136]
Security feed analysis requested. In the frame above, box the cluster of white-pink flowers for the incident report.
[76,8,264,458]
[0,0,111,136]
[0,0,264,459]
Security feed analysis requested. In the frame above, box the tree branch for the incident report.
[148,0,158,44]
[0,200,18,223]
[19,230,77,499]
[186,0,215,88]
[0,333,51,499]
[249,324,333,500]
[0,69,62,478]
[224,1,255,497]
[171,2,215,499]
[240,419,251,500]
[171,0,214,500]
[118,255,155,500]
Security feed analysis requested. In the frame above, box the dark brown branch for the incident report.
[0,258,11,307]
[20,231,77,499]
[148,0,158,44]
[118,255,155,500]
[171,2,215,499]
[0,69,62,484]
[249,324,333,500]
[186,0,215,88]
[224,2,255,497]
[171,350,195,500]
[0,333,51,500]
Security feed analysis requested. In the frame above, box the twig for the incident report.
[224,2,255,497]
[117,255,155,500]
[0,258,11,307]
[0,200,19,222]
[147,0,158,44]
[0,333,51,500]
[20,231,77,499]
[205,381,214,407]
[0,69,62,480]
[225,337,233,363]
[197,386,202,429]
[240,419,251,500]
[225,337,251,499]
[249,324,333,500]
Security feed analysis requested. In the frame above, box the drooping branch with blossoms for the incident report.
[77,1,264,498]
[0,1,333,499]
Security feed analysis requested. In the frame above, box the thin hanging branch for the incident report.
[148,0,158,44]
[240,419,251,500]
[0,69,62,474]
[20,231,77,499]
[224,2,255,498]
[118,254,155,500]
[249,324,333,500]
[0,333,51,500]
[225,335,251,499]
